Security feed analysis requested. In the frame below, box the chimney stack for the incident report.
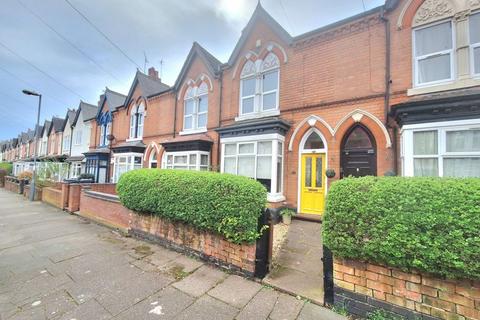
[148,67,159,80]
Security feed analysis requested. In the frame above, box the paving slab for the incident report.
[236,287,279,320]
[173,265,226,297]
[264,219,325,305]
[113,286,195,320]
[298,302,346,320]
[58,298,112,320]
[207,274,262,308]
[175,295,239,320]
[269,293,305,320]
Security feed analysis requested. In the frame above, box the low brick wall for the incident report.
[334,258,480,320]
[130,213,256,276]
[41,187,63,209]
[79,190,131,232]
[78,189,257,277]
[23,185,43,201]
[89,183,116,195]
[4,177,24,194]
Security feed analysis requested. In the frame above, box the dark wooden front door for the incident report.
[341,124,377,178]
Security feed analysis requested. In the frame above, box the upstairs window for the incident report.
[240,53,279,116]
[63,135,70,151]
[74,130,82,145]
[99,113,112,147]
[471,12,480,76]
[183,83,208,131]
[413,21,454,86]
[129,104,145,139]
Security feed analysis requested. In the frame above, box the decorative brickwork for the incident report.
[78,189,257,277]
[334,258,480,320]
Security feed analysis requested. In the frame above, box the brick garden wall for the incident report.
[23,185,42,201]
[41,187,63,209]
[4,177,23,194]
[66,183,117,213]
[334,258,480,320]
[78,189,257,277]
[79,190,130,232]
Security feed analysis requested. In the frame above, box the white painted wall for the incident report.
[70,112,91,157]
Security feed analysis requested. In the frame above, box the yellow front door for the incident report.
[300,153,326,215]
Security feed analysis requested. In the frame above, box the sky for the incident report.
[0,0,385,141]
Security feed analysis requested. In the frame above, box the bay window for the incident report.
[222,135,284,201]
[403,121,480,177]
[129,104,145,140]
[183,83,208,132]
[471,12,480,76]
[413,21,454,86]
[113,154,143,182]
[162,151,209,171]
[239,53,280,118]
[70,162,82,178]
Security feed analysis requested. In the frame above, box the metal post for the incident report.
[30,95,41,201]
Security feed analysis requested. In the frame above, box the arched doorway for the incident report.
[341,124,377,178]
[298,129,327,215]
[149,151,158,168]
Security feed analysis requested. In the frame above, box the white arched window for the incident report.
[240,53,280,117]
[129,103,145,139]
[183,82,208,132]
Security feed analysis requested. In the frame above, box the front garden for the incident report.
[324,176,480,319]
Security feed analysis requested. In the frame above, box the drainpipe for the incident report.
[380,7,397,175]
[173,91,178,138]
[217,70,223,171]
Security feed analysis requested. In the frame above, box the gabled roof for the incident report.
[34,124,43,139]
[96,88,126,118]
[73,101,98,126]
[48,117,65,135]
[61,109,77,131]
[227,2,292,66]
[173,42,223,91]
[26,129,35,142]
[41,120,51,137]
[124,70,170,107]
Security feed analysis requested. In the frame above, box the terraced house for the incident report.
[3,0,480,216]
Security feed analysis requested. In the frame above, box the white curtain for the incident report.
[470,13,480,45]
[414,158,438,177]
[446,130,480,152]
[415,22,452,56]
[444,158,480,177]
[413,131,438,155]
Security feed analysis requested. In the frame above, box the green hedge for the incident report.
[117,169,267,244]
[0,162,12,174]
[323,176,480,280]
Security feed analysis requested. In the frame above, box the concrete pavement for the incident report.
[0,188,345,320]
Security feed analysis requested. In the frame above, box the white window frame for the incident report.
[112,152,143,183]
[220,134,285,202]
[237,54,280,121]
[412,20,455,88]
[149,151,158,169]
[470,12,480,77]
[161,150,210,171]
[70,162,82,178]
[402,119,480,177]
[128,104,145,141]
[181,84,209,135]
[63,134,70,152]
[74,130,82,146]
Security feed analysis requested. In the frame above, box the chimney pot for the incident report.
[148,67,159,80]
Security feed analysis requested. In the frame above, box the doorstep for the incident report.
[294,213,323,223]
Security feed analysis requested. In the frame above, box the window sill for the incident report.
[235,109,280,122]
[179,128,207,136]
[267,193,286,203]
[408,77,480,96]
[126,138,142,142]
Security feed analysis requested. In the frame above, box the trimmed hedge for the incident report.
[117,169,267,244]
[0,162,12,174]
[323,176,480,280]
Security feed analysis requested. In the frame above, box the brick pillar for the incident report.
[61,182,70,210]
[67,184,81,212]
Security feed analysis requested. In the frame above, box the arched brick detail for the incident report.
[127,96,148,115]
